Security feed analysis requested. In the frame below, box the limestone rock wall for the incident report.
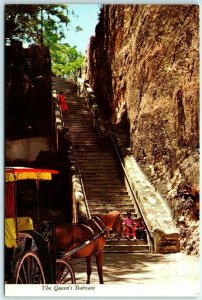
[86,5,199,255]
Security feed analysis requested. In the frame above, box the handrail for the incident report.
[71,141,91,220]
[108,130,154,247]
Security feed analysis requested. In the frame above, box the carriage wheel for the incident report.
[56,259,75,284]
[15,251,45,284]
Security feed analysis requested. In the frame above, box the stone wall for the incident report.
[86,5,199,255]
[5,41,52,139]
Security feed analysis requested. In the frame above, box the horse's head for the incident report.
[96,211,123,239]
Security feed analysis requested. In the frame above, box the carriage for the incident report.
[5,167,123,284]
[5,166,76,284]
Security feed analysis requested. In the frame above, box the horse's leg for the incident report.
[86,256,92,284]
[95,252,104,284]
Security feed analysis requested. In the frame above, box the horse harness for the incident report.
[80,216,107,239]
[61,217,107,260]
[91,216,107,235]
[34,216,116,260]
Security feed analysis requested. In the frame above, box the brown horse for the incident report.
[55,211,123,284]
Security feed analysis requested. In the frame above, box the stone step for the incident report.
[83,181,125,186]
[85,190,129,196]
[85,192,129,197]
[86,196,131,202]
[81,173,121,178]
[77,156,116,161]
[75,147,113,152]
[88,206,135,213]
[79,164,119,168]
[82,175,123,180]
[81,177,120,182]
[84,183,126,188]
[81,174,122,180]
[88,198,132,203]
[79,163,119,168]
[77,152,114,157]
[90,213,138,219]
[79,161,118,165]
[88,205,134,211]
[104,244,150,253]
[87,200,131,206]
[106,238,148,245]
[104,238,150,253]
[78,158,116,163]
[89,210,137,216]
[84,188,129,194]
[88,202,132,206]
[78,158,118,163]
[70,138,98,142]
[80,164,119,169]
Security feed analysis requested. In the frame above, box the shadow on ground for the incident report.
[70,252,175,284]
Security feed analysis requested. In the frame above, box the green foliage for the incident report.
[51,43,84,78]
[5,4,84,77]
[5,5,38,42]
[75,25,83,32]
[5,4,70,45]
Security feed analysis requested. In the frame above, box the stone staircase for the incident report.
[52,78,150,253]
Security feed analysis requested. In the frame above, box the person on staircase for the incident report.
[124,210,137,240]
[57,91,68,115]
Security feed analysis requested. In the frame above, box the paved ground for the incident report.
[70,251,200,297]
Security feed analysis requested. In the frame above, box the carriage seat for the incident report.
[5,217,33,248]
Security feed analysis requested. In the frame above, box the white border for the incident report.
[1,1,201,300]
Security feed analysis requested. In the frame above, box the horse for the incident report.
[55,211,123,284]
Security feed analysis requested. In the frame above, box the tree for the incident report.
[5,4,70,46]
[5,5,84,77]
[51,43,84,78]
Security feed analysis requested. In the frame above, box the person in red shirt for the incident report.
[124,210,137,240]
[58,91,68,112]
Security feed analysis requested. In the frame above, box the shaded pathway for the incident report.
[70,252,199,296]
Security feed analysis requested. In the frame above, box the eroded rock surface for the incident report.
[86,5,199,255]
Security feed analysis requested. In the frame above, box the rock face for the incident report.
[86,5,199,255]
